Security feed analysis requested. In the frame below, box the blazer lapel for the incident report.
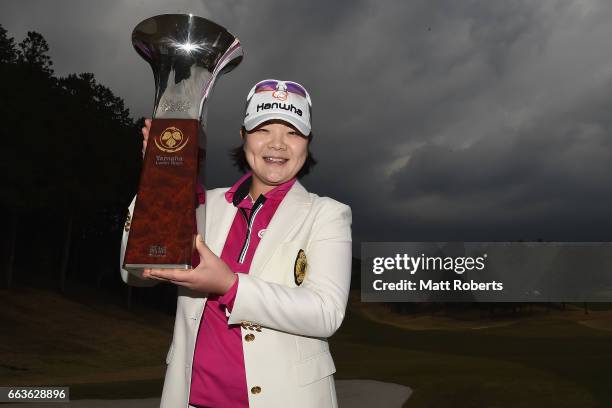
[190,189,235,317]
[250,180,311,277]
[202,189,237,256]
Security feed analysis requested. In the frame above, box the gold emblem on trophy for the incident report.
[154,126,189,153]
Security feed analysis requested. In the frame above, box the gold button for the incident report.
[251,386,261,394]
[244,333,255,342]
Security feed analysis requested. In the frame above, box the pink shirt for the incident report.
[189,172,296,408]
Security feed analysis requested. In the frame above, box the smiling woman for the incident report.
[230,122,318,179]
[238,120,310,195]
[120,78,352,408]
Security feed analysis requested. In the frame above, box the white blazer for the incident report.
[120,180,352,408]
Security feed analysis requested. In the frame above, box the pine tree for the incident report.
[17,31,53,74]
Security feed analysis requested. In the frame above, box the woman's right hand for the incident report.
[141,118,152,158]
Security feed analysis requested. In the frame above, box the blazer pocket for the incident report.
[296,335,328,360]
[295,351,336,386]
[165,342,175,365]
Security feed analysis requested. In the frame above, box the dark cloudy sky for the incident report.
[3,0,612,245]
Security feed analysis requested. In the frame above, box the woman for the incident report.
[120,79,352,408]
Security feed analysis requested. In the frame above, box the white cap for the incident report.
[243,79,312,136]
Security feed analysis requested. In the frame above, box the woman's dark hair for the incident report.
[230,126,317,178]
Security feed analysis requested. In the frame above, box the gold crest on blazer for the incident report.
[294,249,307,286]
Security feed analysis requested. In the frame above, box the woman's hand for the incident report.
[143,234,237,295]
[141,118,152,158]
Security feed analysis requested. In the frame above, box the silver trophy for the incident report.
[124,14,242,271]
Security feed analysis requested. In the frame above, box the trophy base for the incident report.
[123,118,200,270]
[124,263,192,273]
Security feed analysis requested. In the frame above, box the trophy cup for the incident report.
[123,14,242,272]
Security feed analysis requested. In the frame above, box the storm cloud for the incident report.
[3,0,612,245]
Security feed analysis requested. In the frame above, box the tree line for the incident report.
[0,25,166,307]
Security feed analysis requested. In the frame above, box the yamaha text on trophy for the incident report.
[124,14,242,272]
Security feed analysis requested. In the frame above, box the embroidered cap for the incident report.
[243,79,312,136]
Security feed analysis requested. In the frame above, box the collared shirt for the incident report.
[189,172,296,408]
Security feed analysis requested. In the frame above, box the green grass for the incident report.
[0,285,173,397]
[2,286,612,407]
[331,301,612,407]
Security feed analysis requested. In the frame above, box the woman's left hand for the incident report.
[143,234,237,295]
